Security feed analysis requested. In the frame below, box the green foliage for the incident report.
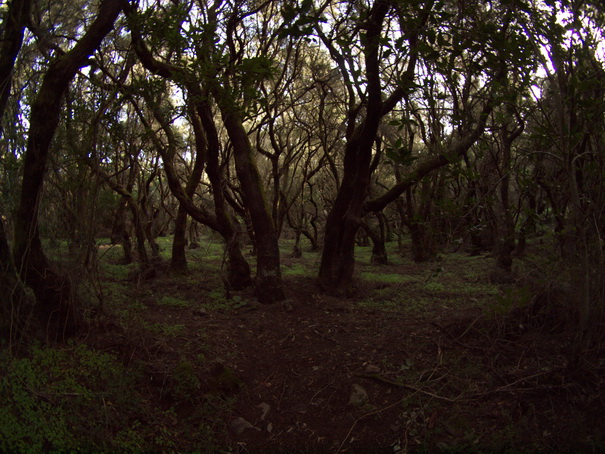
[360,272,417,284]
[279,0,326,38]
[491,286,532,316]
[143,322,185,337]
[158,295,191,308]
[385,135,418,167]
[204,289,248,312]
[171,361,201,401]
[0,344,139,452]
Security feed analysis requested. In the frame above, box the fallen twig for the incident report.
[355,373,464,403]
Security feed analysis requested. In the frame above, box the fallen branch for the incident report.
[355,373,463,403]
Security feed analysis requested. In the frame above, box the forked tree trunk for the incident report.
[195,101,253,290]
[318,1,390,293]
[218,105,284,302]
[12,0,125,340]
[361,220,388,265]
[127,16,253,291]
[170,103,207,274]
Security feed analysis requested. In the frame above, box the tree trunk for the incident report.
[318,1,390,293]
[494,118,523,272]
[195,100,252,290]
[170,203,189,273]
[111,199,133,263]
[12,0,125,340]
[409,221,437,263]
[290,230,303,258]
[170,103,207,273]
[0,0,36,341]
[218,106,284,302]
[362,221,388,265]
[0,0,32,133]
[127,16,253,290]
[0,216,35,342]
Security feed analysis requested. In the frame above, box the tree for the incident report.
[12,0,126,339]
[317,0,412,292]
[126,0,284,301]
[316,0,521,292]
[523,1,605,365]
[0,0,34,341]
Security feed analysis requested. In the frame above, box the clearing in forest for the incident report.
[2,236,598,453]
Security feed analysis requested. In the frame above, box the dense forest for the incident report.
[1,0,605,452]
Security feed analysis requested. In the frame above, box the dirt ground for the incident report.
[88,249,605,453]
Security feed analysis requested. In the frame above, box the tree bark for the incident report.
[0,0,34,340]
[318,0,391,293]
[13,0,125,340]
[195,101,253,290]
[362,220,388,265]
[0,216,34,342]
[171,204,189,273]
[170,104,207,273]
[126,18,253,290]
[0,0,32,133]
[217,101,284,302]
[493,114,523,271]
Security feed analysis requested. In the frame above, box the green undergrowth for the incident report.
[16,235,512,452]
[282,262,312,276]
[0,341,228,453]
[357,248,499,315]
[205,289,248,311]
[0,343,141,452]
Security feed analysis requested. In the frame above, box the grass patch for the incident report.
[360,272,418,285]
[158,295,191,308]
[282,262,312,276]
[99,262,134,281]
[143,322,185,337]
[203,289,248,312]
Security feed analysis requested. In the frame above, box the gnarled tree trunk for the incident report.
[217,102,284,302]
[318,0,391,293]
[13,0,125,340]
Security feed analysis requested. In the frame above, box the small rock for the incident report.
[348,383,369,407]
[192,308,208,317]
[229,417,260,435]
[364,364,381,374]
[266,422,273,433]
[257,402,271,420]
